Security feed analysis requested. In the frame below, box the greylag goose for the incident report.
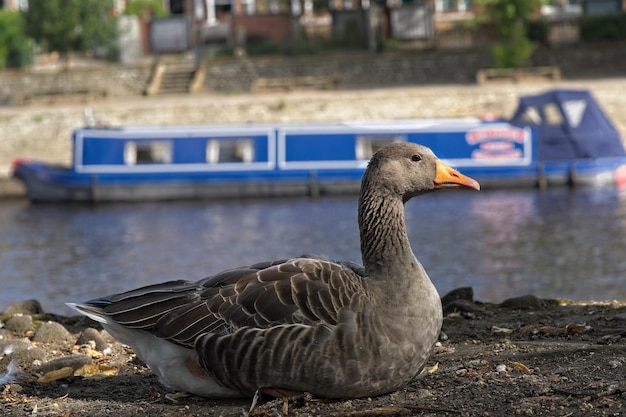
[68,142,479,399]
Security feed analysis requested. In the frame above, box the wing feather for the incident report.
[81,257,367,349]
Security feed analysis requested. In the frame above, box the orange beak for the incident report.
[434,160,480,191]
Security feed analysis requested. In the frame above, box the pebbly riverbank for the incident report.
[1,291,625,417]
[2,77,626,198]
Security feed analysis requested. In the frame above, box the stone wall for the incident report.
[0,65,152,106]
[1,40,623,101]
[531,41,626,79]
[204,41,626,92]
[204,49,485,92]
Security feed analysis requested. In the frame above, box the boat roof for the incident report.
[510,89,625,160]
[76,117,484,137]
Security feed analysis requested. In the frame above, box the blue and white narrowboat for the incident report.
[12,89,626,202]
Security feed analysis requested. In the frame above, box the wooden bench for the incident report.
[476,66,561,84]
[251,76,339,93]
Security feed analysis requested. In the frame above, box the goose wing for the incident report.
[78,256,367,348]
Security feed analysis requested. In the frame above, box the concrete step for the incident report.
[144,59,201,95]
[156,66,196,94]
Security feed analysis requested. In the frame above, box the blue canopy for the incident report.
[510,89,625,161]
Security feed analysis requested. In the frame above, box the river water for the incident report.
[1,187,626,315]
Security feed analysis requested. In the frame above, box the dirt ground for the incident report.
[1,291,625,417]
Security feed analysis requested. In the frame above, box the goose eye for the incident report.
[411,154,422,162]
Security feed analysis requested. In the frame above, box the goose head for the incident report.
[363,142,480,202]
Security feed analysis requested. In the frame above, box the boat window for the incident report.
[355,136,404,160]
[562,99,586,128]
[519,106,542,125]
[542,103,564,126]
[124,141,172,165]
[206,139,254,163]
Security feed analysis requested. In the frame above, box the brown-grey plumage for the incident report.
[68,142,480,399]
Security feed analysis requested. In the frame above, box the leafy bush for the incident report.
[580,12,626,41]
[23,0,118,57]
[125,0,168,19]
[475,0,541,68]
[0,10,32,69]
[492,36,535,68]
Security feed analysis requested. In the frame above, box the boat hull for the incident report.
[12,161,362,202]
[13,157,626,203]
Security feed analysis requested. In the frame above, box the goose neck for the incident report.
[358,190,414,274]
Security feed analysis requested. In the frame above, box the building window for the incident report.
[124,141,172,165]
[206,139,255,163]
[356,135,405,160]
[435,0,473,12]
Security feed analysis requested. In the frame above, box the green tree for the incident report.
[476,0,542,68]
[23,0,118,58]
[0,10,33,69]
[77,0,119,57]
[125,0,168,20]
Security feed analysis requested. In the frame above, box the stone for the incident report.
[4,315,33,336]
[2,300,44,316]
[76,328,109,351]
[0,338,32,355]
[37,354,93,374]
[32,321,73,344]
[499,294,546,310]
[441,287,474,306]
[443,299,486,316]
[0,344,45,369]
[0,329,14,341]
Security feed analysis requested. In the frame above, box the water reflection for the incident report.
[423,187,626,302]
[1,187,626,314]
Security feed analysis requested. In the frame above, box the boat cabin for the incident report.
[72,120,533,179]
[510,89,625,161]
